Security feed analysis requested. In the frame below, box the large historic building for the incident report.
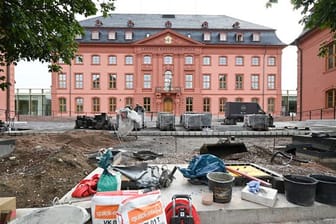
[51,14,285,117]
[294,28,336,120]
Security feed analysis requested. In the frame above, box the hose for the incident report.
[270,151,309,164]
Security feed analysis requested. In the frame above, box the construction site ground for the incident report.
[1,119,336,223]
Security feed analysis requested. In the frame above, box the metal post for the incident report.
[320,109,322,120]
[6,64,10,121]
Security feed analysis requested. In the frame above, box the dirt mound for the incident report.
[0,130,119,208]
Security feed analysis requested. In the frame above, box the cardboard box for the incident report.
[241,186,278,207]
[0,197,16,223]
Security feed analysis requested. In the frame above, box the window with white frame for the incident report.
[252,33,260,42]
[125,31,133,40]
[236,97,243,102]
[92,55,100,64]
[108,55,117,65]
[251,56,260,66]
[92,97,100,113]
[267,74,276,89]
[75,55,83,64]
[203,74,210,89]
[185,74,193,89]
[91,31,100,40]
[235,56,244,66]
[164,70,173,90]
[125,55,133,65]
[219,56,227,65]
[108,31,116,40]
[59,97,66,112]
[235,33,244,42]
[185,56,193,65]
[203,98,210,112]
[203,32,211,41]
[125,97,133,107]
[268,56,276,66]
[109,97,117,113]
[219,98,227,112]
[75,97,83,113]
[109,73,117,89]
[143,97,151,112]
[58,73,66,88]
[251,74,259,89]
[326,89,336,108]
[219,32,227,41]
[92,73,100,89]
[235,74,243,89]
[143,55,152,64]
[164,55,173,64]
[125,74,134,89]
[219,74,227,89]
[327,42,336,70]
[75,73,83,89]
[143,74,151,88]
[203,56,211,65]
[186,97,193,112]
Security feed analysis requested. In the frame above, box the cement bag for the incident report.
[117,190,167,224]
[91,190,141,224]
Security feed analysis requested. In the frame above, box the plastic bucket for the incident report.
[284,175,317,206]
[207,172,235,203]
[310,174,336,205]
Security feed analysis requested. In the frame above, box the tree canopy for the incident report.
[0,0,115,89]
[268,0,336,32]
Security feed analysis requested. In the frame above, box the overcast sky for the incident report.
[15,0,304,90]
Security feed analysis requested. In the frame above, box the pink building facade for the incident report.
[294,28,336,120]
[0,64,15,121]
[51,14,285,117]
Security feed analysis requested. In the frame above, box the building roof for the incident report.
[78,13,285,46]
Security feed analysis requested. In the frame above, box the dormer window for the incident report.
[125,31,133,40]
[91,31,100,40]
[75,34,83,40]
[252,33,260,42]
[203,32,211,41]
[165,21,172,28]
[202,21,208,29]
[95,19,103,27]
[127,20,134,28]
[219,32,227,41]
[235,33,244,42]
[108,31,116,40]
[232,21,240,29]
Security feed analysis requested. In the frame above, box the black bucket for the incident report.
[207,172,235,203]
[310,174,336,205]
[284,175,317,206]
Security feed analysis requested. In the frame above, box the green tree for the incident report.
[268,0,336,32]
[0,0,115,89]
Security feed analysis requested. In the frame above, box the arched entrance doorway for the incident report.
[163,97,173,113]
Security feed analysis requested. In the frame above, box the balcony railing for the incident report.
[155,86,181,94]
